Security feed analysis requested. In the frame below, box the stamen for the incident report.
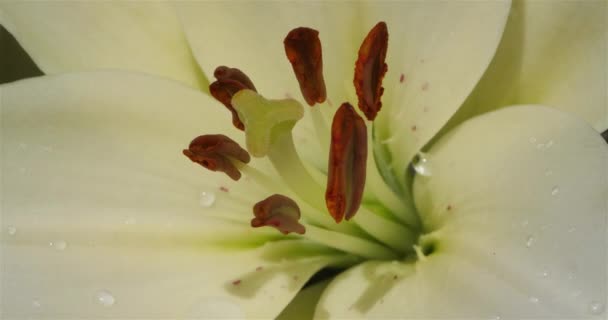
[209,66,257,130]
[326,103,368,223]
[251,194,306,235]
[182,134,250,181]
[354,22,388,121]
[284,27,327,106]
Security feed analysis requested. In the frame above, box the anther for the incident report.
[284,27,327,106]
[354,22,388,121]
[209,66,257,130]
[325,103,368,223]
[251,194,305,235]
[183,134,250,181]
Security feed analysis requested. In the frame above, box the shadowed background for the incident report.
[0,25,42,84]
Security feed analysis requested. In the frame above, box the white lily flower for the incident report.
[1,1,606,319]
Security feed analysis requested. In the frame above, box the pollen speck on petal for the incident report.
[251,194,305,235]
[183,134,250,181]
[325,103,368,223]
[354,22,388,121]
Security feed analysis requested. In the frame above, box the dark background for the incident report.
[0,25,42,84]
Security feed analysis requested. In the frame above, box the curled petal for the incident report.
[183,134,250,181]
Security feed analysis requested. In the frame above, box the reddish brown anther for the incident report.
[183,134,250,181]
[325,103,368,223]
[251,194,305,235]
[209,66,257,130]
[284,27,327,106]
[354,22,388,121]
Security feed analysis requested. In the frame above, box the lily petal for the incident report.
[317,106,607,318]
[0,2,208,90]
[450,0,608,132]
[0,72,343,318]
[175,2,361,108]
[367,1,512,184]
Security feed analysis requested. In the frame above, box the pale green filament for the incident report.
[232,90,418,257]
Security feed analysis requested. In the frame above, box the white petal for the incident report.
[0,72,344,318]
[369,1,511,182]
[0,2,208,89]
[175,2,360,107]
[318,106,607,318]
[451,0,608,132]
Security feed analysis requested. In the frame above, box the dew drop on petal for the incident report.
[529,137,537,144]
[551,186,560,196]
[96,290,115,307]
[49,240,67,251]
[412,152,433,177]
[525,235,535,248]
[199,191,216,208]
[7,226,17,236]
[529,296,539,304]
[588,301,605,315]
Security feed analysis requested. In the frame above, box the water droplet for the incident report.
[96,290,115,307]
[521,220,529,227]
[536,143,546,150]
[588,301,605,315]
[49,240,67,251]
[551,186,560,196]
[412,152,433,176]
[490,316,501,320]
[544,169,553,176]
[32,300,41,308]
[545,140,554,149]
[7,226,17,236]
[540,270,549,278]
[529,296,539,304]
[525,235,535,248]
[529,137,537,144]
[199,191,216,208]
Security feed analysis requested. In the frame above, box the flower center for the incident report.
[183,22,428,262]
